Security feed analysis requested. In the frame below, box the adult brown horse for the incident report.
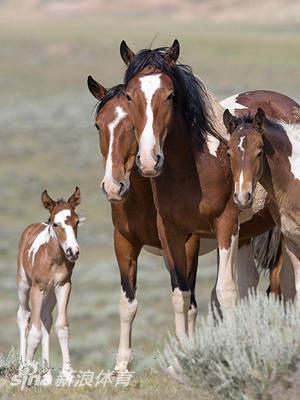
[87,77,204,373]
[223,95,300,300]
[118,40,288,335]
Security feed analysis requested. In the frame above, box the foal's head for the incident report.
[120,40,180,177]
[87,76,136,202]
[41,187,81,262]
[224,108,265,209]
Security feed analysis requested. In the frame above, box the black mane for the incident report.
[94,84,125,116]
[124,47,222,146]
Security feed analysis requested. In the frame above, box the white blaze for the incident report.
[104,106,127,179]
[238,135,245,192]
[54,210,78,252]
[139,74,161,159]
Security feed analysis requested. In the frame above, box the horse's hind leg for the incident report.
[267,240,283,299]
[185,234,199,337]
[236,240,259,299]
[40,290,56,385]
[113,228,141,374]
[17,265,31,363]
[27,284,43,362]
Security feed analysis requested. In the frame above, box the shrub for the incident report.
[158,293,300,400]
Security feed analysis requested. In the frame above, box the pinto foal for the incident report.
[17,187,81,384]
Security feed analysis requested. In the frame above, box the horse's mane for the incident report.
[94,84,125,116]
[124,47,223,147]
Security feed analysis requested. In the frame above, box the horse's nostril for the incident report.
[101,182,107,195]
[233,192,238,200]
[136,154,141,168]
[247,192,252,202]
[118,181,124,195]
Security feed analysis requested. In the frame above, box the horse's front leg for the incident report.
[157,214,190,340]
[185,234,200,337]
[113,228,141,374]
[214,203,240,313]
[236,239,259,299]
[284,236,300,302]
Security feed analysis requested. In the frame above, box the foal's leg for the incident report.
[17,266,31,363]
[284,237,300,303]
[40,290,56,385]
[215,205,240,313]
[185,234,199,337]
[27,284,43,361]
[157,215,190,340]
[236,240,259,299]
[113,228,141,374]
[54,281,73,382]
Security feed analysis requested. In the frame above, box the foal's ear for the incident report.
[120,40,135,65]
[68,186,81,208]
[165,39,180,64]
[41,190,56,211]
[87,76,107,100]
[254,108,266,133]
[223,109,237,134]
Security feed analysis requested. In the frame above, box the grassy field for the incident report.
[0,6,300,398]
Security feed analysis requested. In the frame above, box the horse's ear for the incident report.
[87,76,107,100]
[68,186,81,208]
[223,109,237,134]
[165,39,180,65]
[120,40,135,65]
[41,190,55,212]
[254,108,266,133]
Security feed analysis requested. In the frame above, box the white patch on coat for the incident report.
[139,74,161,157]
[206,134,220,157]
[54,210,78,252]
[104,106,127,179]
[220,94,247,112]
[281,122,300,180]
[28,223,55,265]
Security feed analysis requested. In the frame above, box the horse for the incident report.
[224,102,300,300]
[17,187,81,385]
[87,76,287,373]
[87,76,203,373]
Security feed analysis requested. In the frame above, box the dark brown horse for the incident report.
[87,77,203,373]
[118,40,286,335]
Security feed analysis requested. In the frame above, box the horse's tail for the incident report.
[252,226,282,273]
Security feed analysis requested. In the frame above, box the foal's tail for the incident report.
[252,226,282,273]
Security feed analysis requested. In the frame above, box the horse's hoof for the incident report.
[40,373,53,386]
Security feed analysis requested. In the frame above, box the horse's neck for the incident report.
[261,122,300,206]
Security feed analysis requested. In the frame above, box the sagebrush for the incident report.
[159,293,300,400]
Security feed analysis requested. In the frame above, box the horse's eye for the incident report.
[53,223,58,228]
[126,93,132,102]
[257,149,263,157]
[227,150,233,158]
[166,92,175,101]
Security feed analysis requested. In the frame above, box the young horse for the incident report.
[119,40,286,332]
[17,187,81,384]
[224,104,300,300]
[87,76,202,373]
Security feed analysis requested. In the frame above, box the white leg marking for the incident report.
[55,282,73,382]
[172,288,190,340]
[139,74,161,161]
[236,243,259,299]
[115,290,137,373]
[284,237,300,303]
[17,266,31,362]
[103,106,127,180]
[188,304,197,338]
[27,323,43,362]
[216,234,239,312]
